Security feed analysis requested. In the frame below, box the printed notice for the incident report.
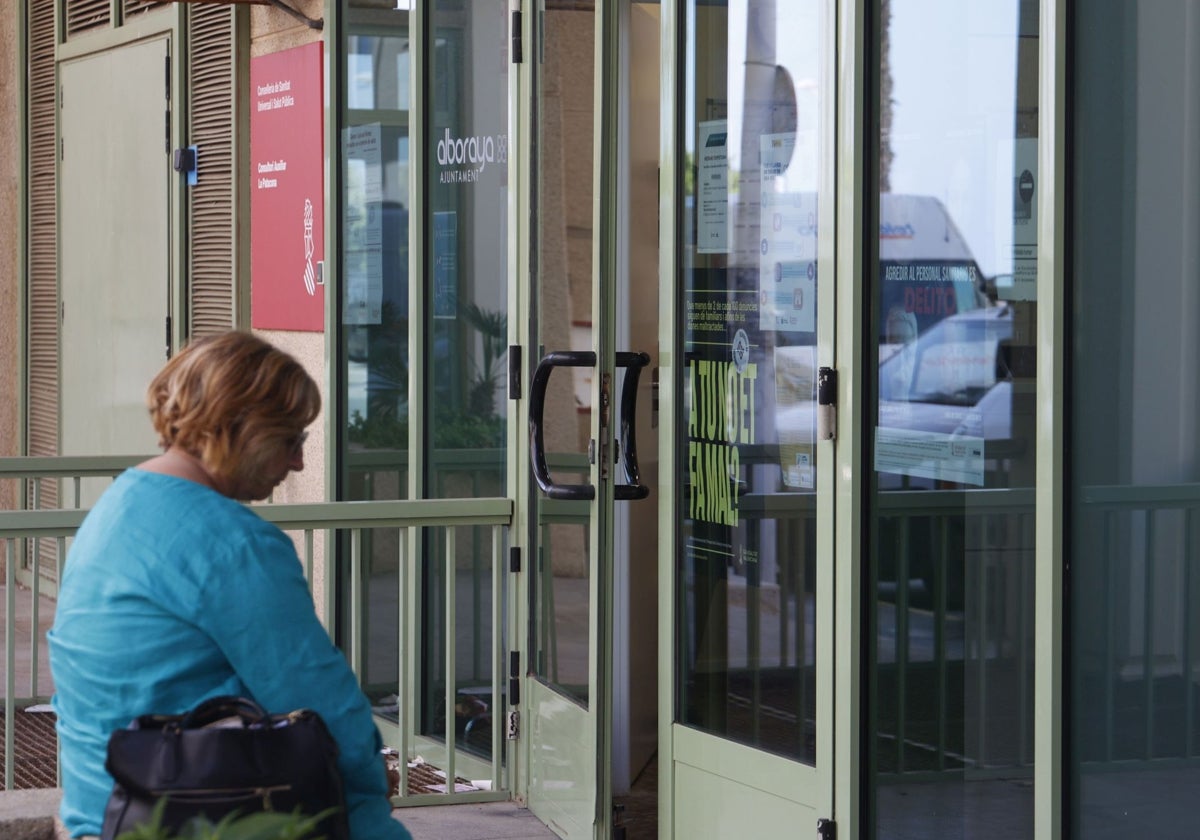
[343,124,383,325]
[759,131,817,334]
[697,120,729,254]
[774,345,816,488]
[874,426,985,487]
[1004,137,1038,302]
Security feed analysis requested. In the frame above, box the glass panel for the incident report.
[1070,3,1200,837]
[869,2,1038,837]
[426,0,510,501]
[339,1,411,708]
[533,516,592,702]
[530,0,596,706]
[420,525,499,760]
[676,0,824,764]
[418,0,512,762]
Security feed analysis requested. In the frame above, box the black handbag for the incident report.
[99,695,350,840]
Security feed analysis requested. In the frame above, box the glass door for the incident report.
[665,0,837,834]
[518,1,650,837]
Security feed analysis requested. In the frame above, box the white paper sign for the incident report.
[697,120,729,254]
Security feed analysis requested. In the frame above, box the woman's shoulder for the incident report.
[84,469,287,557]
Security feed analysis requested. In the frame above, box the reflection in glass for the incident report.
[421,525,498,761]
[427,0,510,500]
[1071,3,1200,836]
[534,519,591,703]
[420,0,511,762]
[530,1,596,706]
[339,3,412,713]
[869,2,1037,837]
[677,0,822,764]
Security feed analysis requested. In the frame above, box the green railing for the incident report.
[1076,483,1200,767]
[17,461,1193,788]
[0,456,514,804]
[873,488,1036,778]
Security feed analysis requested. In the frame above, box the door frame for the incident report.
[832,0,866,836]
[511,0,624,836]
[656,0,854,835]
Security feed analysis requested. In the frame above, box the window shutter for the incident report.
[123,0,161,16]
[65,0,111,38]
[27,1,57,469]
[187,6,239,335]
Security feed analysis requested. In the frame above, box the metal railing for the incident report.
[1076,483,1200,766]
[15,458,1198,789]
[0,456,514,804]
[874,488,1036,778]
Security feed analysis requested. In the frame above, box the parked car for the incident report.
[876,304,1028,489]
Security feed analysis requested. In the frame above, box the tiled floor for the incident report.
[0,707,58,789]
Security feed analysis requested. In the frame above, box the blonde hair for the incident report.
[147,331,321,486]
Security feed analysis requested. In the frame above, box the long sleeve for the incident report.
[200,525,411,840]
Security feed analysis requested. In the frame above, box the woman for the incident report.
[48,331,410,840]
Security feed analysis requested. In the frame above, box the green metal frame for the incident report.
[509,0,532,812]
[657,0,844,835]
[507,0,625,833]
[592,1,620,833]
[1034,1,1066,837]
[833,1,866,836]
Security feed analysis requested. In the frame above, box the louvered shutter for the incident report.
[64,0,111,38]
[27,3,57,469]
[123,0,161,15]
[187,6,239,335]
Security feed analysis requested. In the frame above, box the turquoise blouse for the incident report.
[48,469,410,839]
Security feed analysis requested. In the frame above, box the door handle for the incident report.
[530,351,596,500]
[614,351,650,501]
[528,350,652,501]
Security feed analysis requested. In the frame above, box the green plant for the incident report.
[115,799,338,840]
[458,302,508,417]
[346,302,508,452]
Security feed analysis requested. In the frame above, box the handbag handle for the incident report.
[179,695,271,729]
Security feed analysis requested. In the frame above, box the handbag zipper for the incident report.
[149,783,293,810]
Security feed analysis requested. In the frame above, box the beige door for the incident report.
[60,37,172,488]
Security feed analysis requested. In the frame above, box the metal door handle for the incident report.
[529,351,597,500]
[615,351,650,501]
[528,350,651,501]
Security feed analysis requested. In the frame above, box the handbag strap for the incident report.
[179,695,270,729]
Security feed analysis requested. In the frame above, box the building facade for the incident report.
[3,1,1199,838]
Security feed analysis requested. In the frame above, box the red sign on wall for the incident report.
[250,42,324,331]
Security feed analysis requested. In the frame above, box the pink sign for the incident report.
[250,42,324,331]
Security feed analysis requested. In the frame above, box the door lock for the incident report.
[817,366,837,441]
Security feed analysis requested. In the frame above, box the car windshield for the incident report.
[879,309,1013,406]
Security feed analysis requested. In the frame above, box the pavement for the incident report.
[0,790,559,840]
[399,801,559,839]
